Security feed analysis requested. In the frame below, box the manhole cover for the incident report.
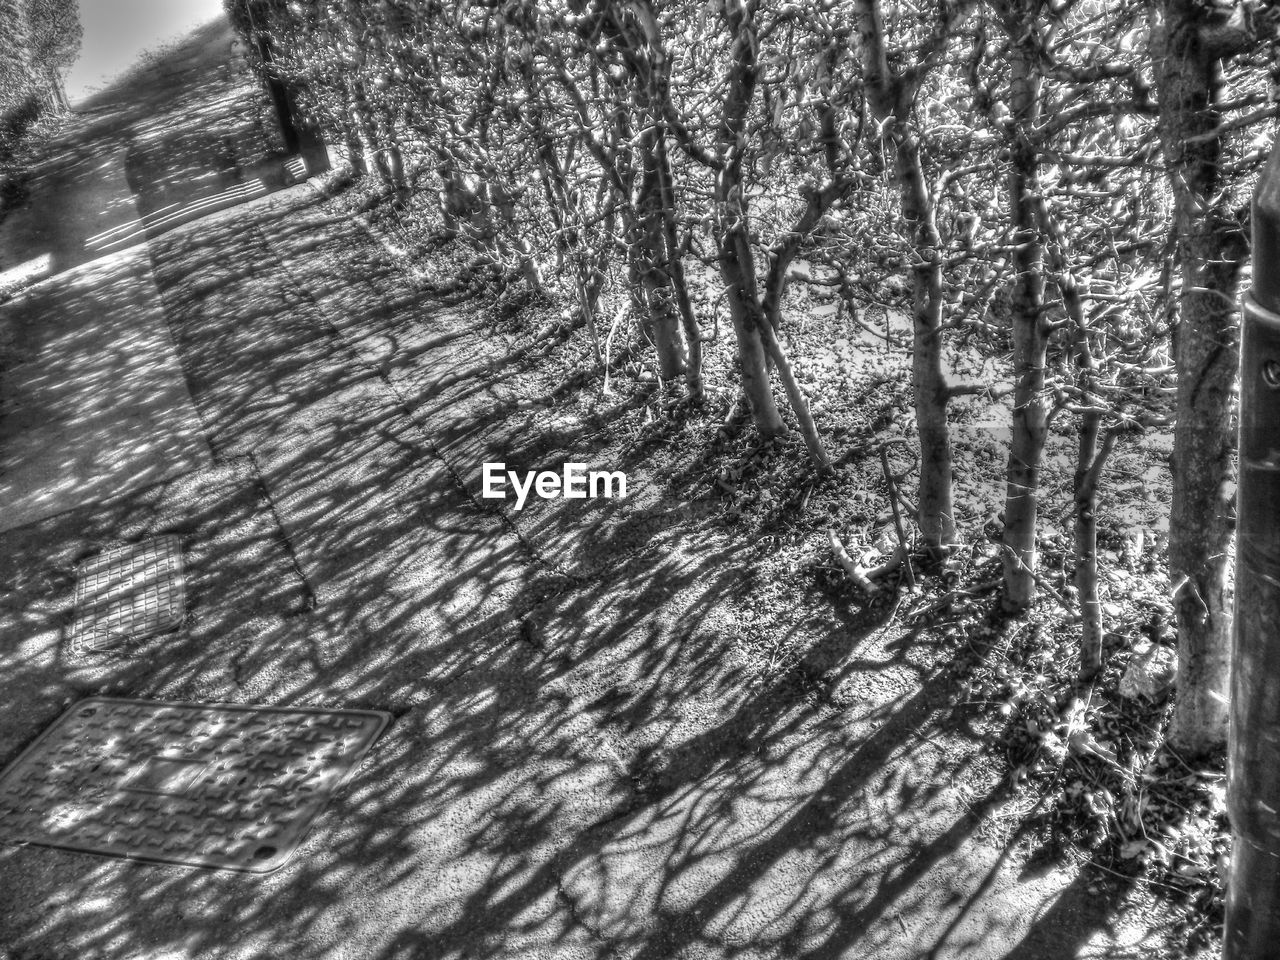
[70,536,185,652]
[0,697,391,872]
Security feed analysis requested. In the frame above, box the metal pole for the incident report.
[1227,142,1280,958]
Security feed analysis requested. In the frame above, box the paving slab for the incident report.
[0,247,212,531]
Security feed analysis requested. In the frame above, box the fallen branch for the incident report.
[602,304,627,396]
[828,529,906,596]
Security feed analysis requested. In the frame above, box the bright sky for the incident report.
[65,0,227,103]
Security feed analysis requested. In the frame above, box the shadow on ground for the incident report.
[0,16,1182,960]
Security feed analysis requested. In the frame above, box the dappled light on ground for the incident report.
[0,248,211,530]
[0,16,1183,960]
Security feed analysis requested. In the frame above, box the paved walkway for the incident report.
[0,18,303,531]
[0,17,1185,960]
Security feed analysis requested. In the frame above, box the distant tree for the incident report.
[0,0,36,114]
[26,0,81,110]
[1,0,80,192]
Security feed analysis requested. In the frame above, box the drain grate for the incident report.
[0,698,391,872]
[70,536,185,652]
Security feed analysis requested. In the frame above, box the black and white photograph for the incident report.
[1,1,1278,957]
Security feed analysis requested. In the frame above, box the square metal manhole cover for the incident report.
[70,536,185,653]
[0,698,391,872]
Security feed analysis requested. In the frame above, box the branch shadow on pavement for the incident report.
[0,19,1163,960]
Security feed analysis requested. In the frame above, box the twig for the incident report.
[905,578,1001,623]
[1033,571,1075,612]
[880,446,916,590]
[878,438,921,521]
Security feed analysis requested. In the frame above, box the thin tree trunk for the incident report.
[655,107,703,399]
[761,182,847,472]
[854,0,958,559]
[350,80,386,184]
[757,313,831,469]
[374,105,408,197]
[899,133,957,556]
[486,174,545,294]
[1001,24,1049,612]
[258,36,301,154]
[637,130,686,378]
[343,113,368,175]
[719,214,788,437]
[1076,414,1104,677]
[715,0,787,439]
[1031,188,1109,674]
[1058,237,1108,678]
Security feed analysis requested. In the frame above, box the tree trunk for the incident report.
[349,80,385,184]
[437,160,468,238]
[258,37,301,154]
[761,181,846,472]
[715,0,787,439]
[46,65,67,113]
[718,210,788,438]
[1153,0,1248,757]
[1064,266,1110,680]
[373,104,408,197]
[1075,413,1104,677]
[898,132,957,557]
[486,173,545,294]
[334,79,367,175]
[1032,187,1111,677]
[636,125,686,379]
[343,120,367,175]
[654,101,703,399]
[854,0,958,559]
[1001,26,1049,613]
[757,312,831,468]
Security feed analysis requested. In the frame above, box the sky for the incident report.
[65,0,228,103]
